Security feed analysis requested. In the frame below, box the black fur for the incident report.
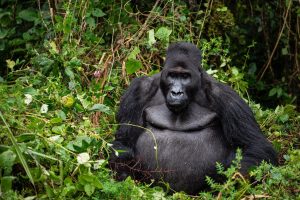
[109,42,277,194]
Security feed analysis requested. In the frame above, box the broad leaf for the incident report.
[126,59,142,74]
[128,46,140,60]
[155,27,172,42]
[148,29,156,46]
[89,104,111,114]
[18,9,38,22]
[92,8,106,17]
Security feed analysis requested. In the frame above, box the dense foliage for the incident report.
[0,0,299,199]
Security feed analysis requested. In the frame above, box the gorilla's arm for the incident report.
[111,75,160,160]
[202,73,277,173]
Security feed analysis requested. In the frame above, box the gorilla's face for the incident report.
[161,66,199,113]
[160,43,202,114]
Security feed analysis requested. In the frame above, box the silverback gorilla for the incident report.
[109,42,277,194]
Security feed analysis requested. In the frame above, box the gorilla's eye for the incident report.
[168,72,177,78]
[168,72,190,79]
[181,73,190,79]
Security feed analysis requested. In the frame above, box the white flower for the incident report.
[115,150,119,157]
[24,94,32,105]
[77,152,90,164]
[154,146,157,150]
[40,104,48,113]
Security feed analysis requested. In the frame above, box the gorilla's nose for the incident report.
[171,91,183,98]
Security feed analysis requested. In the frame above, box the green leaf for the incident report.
[0,11,11,19]
[297,8,300,16]
[0,29,9,39]
[61,184,76,197]
[1,176,15,192]
[89,104,111,114]
[52,124,66,135]
[126,59,143,74]
[220,62,226,67]
[128,46,140,60]
[65,67,75,79]
[0,150,16,172]
[77,94,91,109]
[180,15,187,22]
[79,173,102,190]
[269,88,277,97]
[231,67,239,76]
[279,114,289,123]
[283,154,290,161]
[32,55,54,74]
[6,59,15,69]
[277,87,283,98]
[248,63,257,75]
[92,178,102,189]
[206,69,218,75]
[23,87,38,95]
[148,29,156,46]
[92,8,106,17]
[18,9,38,22]
[66,136,92,152]
[16,133,36,143]
[78,173,91,184]
[86,17,96,29]
[57,110,67,121]
[68,57,81,68]
[84,184,95,196]
[35,56,54,67]
[0,41,5,51]
[49,41,59,54]
[50,117,63,124]
[217,6,228,12]
[155,27,172,42]
[281,47,288,55]
[149,69,160,76]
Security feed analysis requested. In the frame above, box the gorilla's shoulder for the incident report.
[127,73,160,94]
[120,73,161,105]
[133,73,161,88]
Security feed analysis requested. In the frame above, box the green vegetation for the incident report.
[0,0,299,199]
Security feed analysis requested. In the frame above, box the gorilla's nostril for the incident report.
[171,91,183,96]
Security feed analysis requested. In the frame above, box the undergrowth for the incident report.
[0,0,299,199]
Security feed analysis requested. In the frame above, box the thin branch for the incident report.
[258,0,292,80]
[126,0,160,44]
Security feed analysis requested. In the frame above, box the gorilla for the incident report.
[109,42,277,194]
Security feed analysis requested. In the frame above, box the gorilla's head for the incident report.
[160,42,202,113]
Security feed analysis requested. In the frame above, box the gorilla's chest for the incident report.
[135,103,231,193]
